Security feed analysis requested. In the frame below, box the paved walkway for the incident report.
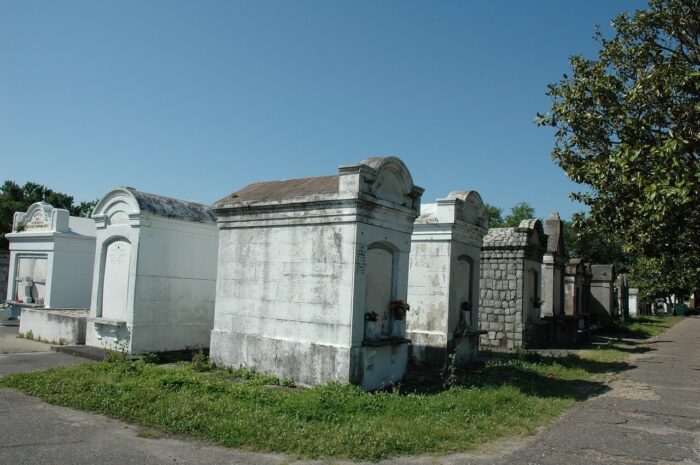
[1,318,699,464]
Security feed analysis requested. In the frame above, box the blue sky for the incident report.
[0,0,647,220]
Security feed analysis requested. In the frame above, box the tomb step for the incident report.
[51,345,114,361]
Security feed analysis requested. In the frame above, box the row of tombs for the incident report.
[4,156,633,390]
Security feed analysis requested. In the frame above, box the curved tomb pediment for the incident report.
[447,190,489,229]
[363,157,414,204]
[93,187,215,226]
[93,189,141,226]
[12,202,68,233]
[518,219,547,249]
[362,157,422,209]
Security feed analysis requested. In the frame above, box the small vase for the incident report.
[391,319,405,337]
[461,310,471,328]
[364,321,376,340]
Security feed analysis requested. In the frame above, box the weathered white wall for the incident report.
[130,216,218,352]
[47,236,96,308]
[19,308,87,344]
[211,219,413,389]
[211,222,357,385]
[87,190,218,354]
[211,157,420,390]
[407,240,452,353]
[406,192,487,366]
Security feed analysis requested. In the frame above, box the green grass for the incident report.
[0,315,683,460]
[596,315,683,339]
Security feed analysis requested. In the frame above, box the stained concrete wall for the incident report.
[588,264,615,322]
[210,157,422,390]
[19,308,87,344]
[406,192,488,366]
[87,188,218,354]
[211,217,414,388]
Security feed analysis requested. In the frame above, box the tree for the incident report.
[484,203,504,228]
[503,202,537,227]
[537,0,700,296]
[566,213,631,271]
[485,201,539,228]
[0,181,97,249]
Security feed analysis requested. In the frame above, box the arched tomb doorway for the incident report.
[100,239,131,321]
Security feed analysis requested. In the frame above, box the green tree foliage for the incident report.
[485,202,539,228]
[504,202,537,227]
[566,213,631,271]
[538,0,700,296]
[0,180,97,249]
[484,203,504,228]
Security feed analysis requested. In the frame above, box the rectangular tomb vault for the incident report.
[86,187,219,354]
[6,202,96,344]
[406,191,488,367]
[478,219,549,350]
[210,157,423,391]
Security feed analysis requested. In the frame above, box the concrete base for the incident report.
[409,330,482,367]
[85,321,132,353]
[358,339,408,391]
[210,330,352,387]
[19,308,88,345]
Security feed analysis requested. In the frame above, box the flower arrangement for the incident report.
[364,311,379,322]
[389,300,410,320]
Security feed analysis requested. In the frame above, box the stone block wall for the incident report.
[479,248,524,349]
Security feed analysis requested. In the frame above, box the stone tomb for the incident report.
[562,259,592,342]
[539,211,578,345]
[210,157,423,390]
[406,191,488,366]
[479,219,549,350]
[6,202,96,343]
[616,273,629,320]
[628,288,639,317]
[588,264,616,323]
[86,188,219,354]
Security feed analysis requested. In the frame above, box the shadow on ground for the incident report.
[403,351,624,401]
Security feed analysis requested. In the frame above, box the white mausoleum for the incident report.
[210,157,423,390]
[86,188,219,354]
[406,191,488,366]
[6,202,96,308]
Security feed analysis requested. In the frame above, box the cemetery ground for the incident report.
[0,316,690,463]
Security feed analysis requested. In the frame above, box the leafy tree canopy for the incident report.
[486,201,539,228]
[484,203,504,228]
[538,0,700,297]
[0,180,98,249]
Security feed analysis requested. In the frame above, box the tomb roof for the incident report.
[127,188,216,223]
[216,175,339,204]
[213,156,423,214]
[482,218,547,250]
[93,187,215,223]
